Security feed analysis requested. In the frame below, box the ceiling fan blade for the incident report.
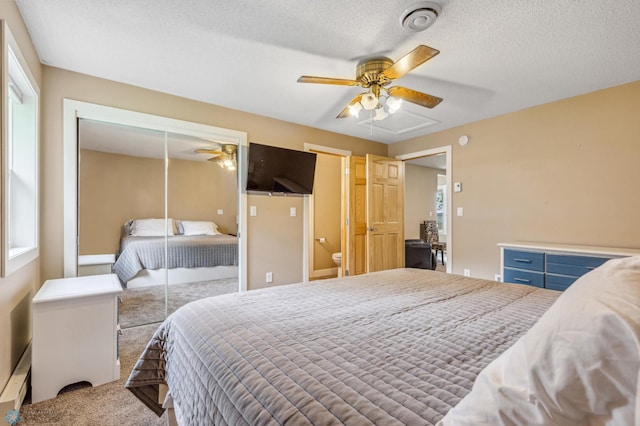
[195,148,223,155]
[336,93,364,118]
[387,86,443,108]
[382,45,440,80]
[298,76,359,86]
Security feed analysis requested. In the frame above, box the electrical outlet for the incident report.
[266,272,273,283]
[494,274,502,282]
[463,269,470,277]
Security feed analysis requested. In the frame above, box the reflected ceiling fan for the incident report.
[297,45,442,120]
[195,144,237,170]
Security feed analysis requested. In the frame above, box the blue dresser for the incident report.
[499,243,640,291]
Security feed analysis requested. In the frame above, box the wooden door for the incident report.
[343,156,367,276]
[366,154,404,272]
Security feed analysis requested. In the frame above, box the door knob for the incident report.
[367,226,376,231]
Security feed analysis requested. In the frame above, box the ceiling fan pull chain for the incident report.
[369,111,373,136]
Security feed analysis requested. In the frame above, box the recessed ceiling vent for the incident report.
[400,2,441,32]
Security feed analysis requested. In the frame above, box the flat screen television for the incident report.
[246,143,317,195]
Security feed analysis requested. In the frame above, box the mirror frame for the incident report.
[63,99,248,291]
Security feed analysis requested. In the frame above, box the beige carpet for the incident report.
[19,323,164,425]
[120,277,238,328]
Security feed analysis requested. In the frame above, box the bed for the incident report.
[113,219,238,288]
[126,257,640,425]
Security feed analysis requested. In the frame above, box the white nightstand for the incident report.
[32,274,123,403]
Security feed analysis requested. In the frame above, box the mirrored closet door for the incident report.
[164,132,239,318]
[77,119,240,328]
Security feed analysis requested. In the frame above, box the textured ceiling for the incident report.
[16,0,640,144]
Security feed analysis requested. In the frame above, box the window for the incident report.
[436,181,446,234]
[3,30,39,276]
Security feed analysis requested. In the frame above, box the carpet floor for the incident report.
[119,277,239,328]
[19,323,164,425]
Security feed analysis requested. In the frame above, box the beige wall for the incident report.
[41,66,387,291]
[312,154,342,273]
[79,149,237,255]
[404,164,442,240]
[0,5,42,395]
[168,157,237,234]
[389,80,640,279]
[247,195,304,290]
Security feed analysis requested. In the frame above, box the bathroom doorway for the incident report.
[303,144,351,280]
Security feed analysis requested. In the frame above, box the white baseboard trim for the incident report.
[0,342,31,424]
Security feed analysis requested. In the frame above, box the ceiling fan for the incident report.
[297,45,442,120]
[195,144,237,170]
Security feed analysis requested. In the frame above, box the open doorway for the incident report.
[303,144,351,281]
[397,146,452,273]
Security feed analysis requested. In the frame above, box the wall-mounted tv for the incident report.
[246,143,317,195]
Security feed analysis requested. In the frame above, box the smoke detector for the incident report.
[400,2,441,32]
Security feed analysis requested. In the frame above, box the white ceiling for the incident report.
[17,0,640,144]
[79,119,219,161]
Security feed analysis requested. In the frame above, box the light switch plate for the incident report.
[217,209,223,215]
[457,207,463,216]
[250,206,257,216]
[454,182,462,192]
[290,207,296,217]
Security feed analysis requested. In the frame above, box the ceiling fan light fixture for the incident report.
[200,144,237,171]
[400,2,441,32]
[348,102,362,117]
[217,156,236,171]
[373,107,388,121]
[387,96,403,113]
[361,92,379,110]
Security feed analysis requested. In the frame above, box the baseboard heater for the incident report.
[0,342,31,425]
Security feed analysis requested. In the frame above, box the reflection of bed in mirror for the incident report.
[113,219,238,289]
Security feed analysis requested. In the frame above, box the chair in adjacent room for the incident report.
[404,240,436,270]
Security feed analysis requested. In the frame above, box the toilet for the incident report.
[332,252,342,277]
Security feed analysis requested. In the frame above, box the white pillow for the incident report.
[438,256,640,426]
[131,218,175,237]
[181,220,219,236]
[123,219,135,236]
